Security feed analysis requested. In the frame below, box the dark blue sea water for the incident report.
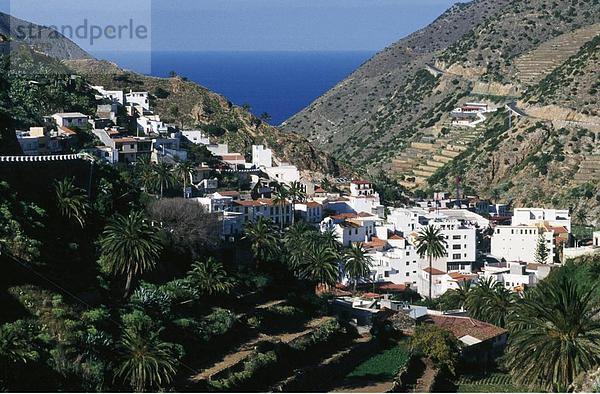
[92,51,374,125]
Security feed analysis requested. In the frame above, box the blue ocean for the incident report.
[92,51,374,125]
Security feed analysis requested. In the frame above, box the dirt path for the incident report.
[413,358,437,393]
[189,315,330,382]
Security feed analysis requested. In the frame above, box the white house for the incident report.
[195,192,235,213]
[320,216,367,247]
[92,86,125,105]
[482,262,537,292]
[491,225,554,264]
[51,112,88,128]
[368,238,421,287]
[137,114,168,135]
[232,198,293,227]
[264,165,300,185]
[252,145,273,168]
[181,130,210,145]
[126,91,150,111]
[295,201,323,224]
[512,208,571,232]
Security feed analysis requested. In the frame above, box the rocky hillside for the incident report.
[282,0,599,222]
[67,59,341,176]
[0,12,91,60]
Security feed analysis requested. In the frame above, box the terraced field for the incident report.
[514,24,600,86]
[456,372,536,393]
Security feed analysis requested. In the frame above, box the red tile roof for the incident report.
[352,180,372,185]
[377,283,407,292]
[58,126,77,136]
[551,226,569,234]
[219,191,240,197]
[389,234,404,240]
[220,154,245,161]
[331,213,358,220]
[426,315,507,342]
[423,267,446,275]
[305,201,322,208]
[448,272,477,282]
[315,187,326,193]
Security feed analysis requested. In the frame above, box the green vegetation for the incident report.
[415,225,448,300]
[411,325,460,375]
[347,341,410,380]
[456,372,535,393]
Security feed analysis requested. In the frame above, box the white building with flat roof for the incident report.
[512,208,571,232]
[252,145,273,168]
[181,130,210,145]
[126,91,150,111]
[491,225,554,264]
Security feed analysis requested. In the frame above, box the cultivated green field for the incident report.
[346,341,411,380]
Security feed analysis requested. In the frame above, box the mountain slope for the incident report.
[282,0,600,171]
[281,0,599,223]
[281,0,512,164]
[66,59,341,175]
[0,12,91,60]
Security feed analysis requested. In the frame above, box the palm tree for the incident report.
[100,211,163,297]
[0,322,37,374]
[272,186,289,228]
[415,225,448,300]
[284,221,313,272]
[174,161,196,198]
[298,243,340,292]
[344,243,373,293]
[153,162,175,198]
[54,177,89,228]
[135,157,155,192]
[455,279,474,311]
[243,217,278,268]
[186,257,234,295]
[575,207,588,226]
[117,327,178,392]
[505,277,600,392]
[287,181,306,224]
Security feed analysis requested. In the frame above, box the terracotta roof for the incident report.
[314,187,326,193]
[426,315,507,342]
[551,226,569,234]
[305,201,322,208]
[340,221,362,229]
[352,180,372,185]
[357,212,375,217]
[423,267,446,275]
[364,236,387,247]
[220,154,245,161]
[234,198,283,207]
[448,272,477,282]
[331,213,358,220]
[219,191,240,197]
[58,126,77,136]
[377,283,407,292]
[389,234,404,240]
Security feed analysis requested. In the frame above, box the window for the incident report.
[406,251,410,256]
[452,253,461,259]
[452,244,461,250]
[406,272,409,277]
[452,235,461,240]
[406,261,409,266]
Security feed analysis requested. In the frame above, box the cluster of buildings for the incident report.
[450,102,496,127]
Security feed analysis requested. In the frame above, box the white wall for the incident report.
[491,226,554,263]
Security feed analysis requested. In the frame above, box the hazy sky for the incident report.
[1,0,463,52]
